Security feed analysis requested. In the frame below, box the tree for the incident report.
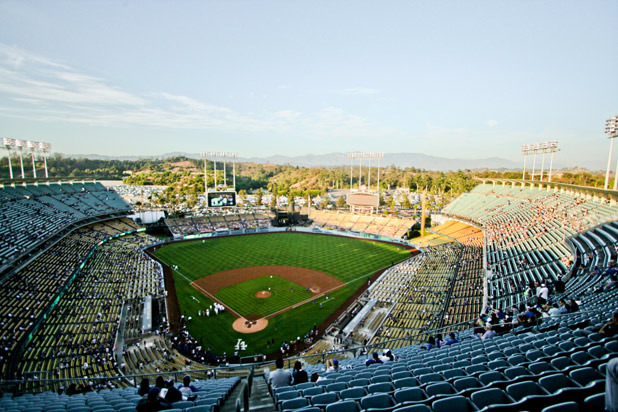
[336,195,346,209]
[255,188,263,207]
[402,196,412,209]
[238,189,247,205]
[320,197,329,209]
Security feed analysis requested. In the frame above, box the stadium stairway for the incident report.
[247,376,276,412]
[220,375,276,412]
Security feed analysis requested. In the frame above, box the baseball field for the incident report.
[153,232,410,357]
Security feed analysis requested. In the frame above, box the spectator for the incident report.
[536,284,549,305]
[325,358,339,373]
[548,303,561,317]
[163,379,183,404]
[425,336,437,351]
[310,372,320,383]
[137,389,164,412]
[481,325,496,340]
[138,378,150,397]
[443,332,458,346]
[269,358,292,389]
[292,361,308,385]
[568,298,579,312]
[178,375,198,399]
[600,312,618,338]
[365,352,383,366]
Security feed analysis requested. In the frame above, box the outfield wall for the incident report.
[154,225,417,250]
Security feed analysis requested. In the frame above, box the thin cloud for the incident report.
[0,44,401,144]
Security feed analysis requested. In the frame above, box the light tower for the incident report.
[26,141,37,178]
[3,138,15,179]
[38,142,51,178]
[15,139,25,179]
[202,152,238,192]
[605,114,618,190]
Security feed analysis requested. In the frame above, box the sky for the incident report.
[0,0,617,169]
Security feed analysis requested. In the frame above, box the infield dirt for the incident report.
[191,265,343,295]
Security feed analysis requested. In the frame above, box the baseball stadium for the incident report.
[1,2,618,411]
[1,147,618,412]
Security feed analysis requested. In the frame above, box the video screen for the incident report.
[207,191,237,207]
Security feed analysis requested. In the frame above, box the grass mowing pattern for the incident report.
[154,233,410,355]
[216,276,312,317]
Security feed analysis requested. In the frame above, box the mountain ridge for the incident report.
[62,151,524,171]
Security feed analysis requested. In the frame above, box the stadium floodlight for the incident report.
[37,142,51,178]
[201,151,238,193]
[26,140,37,178]
[605,114,618,190]
[521,141,558,182]
[14,139,26,179]
[348,152,383,193]
[3,138,16,179]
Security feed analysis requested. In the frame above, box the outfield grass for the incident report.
[216,276,312,317]
[154,232,410,355]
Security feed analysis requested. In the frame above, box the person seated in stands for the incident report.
[269,357,292,388]
[600,312,618,338]
[310,372,320,383]
[568,298,579,312]
[292,360,309,384]
[559,299,571,314]
[137,389,164,412]
[162,379,183,404]
[138,378,150,397]
[380,350,394,362]
[443,332,458,346]
[424,336,437,350]
[325,358,339,373]
[605,260,617,277]
[481,325,496,340]
[149,376,165,397]
[365,352,383,366]
[66,383,78,396]
[548,303,562,317]
[178,375,198,399]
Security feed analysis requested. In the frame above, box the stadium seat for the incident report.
[325,400,360,412]
[325,383,348,393]
[393,377,418,389]
[339,387,367,401]
[424,382,455,398]
[452,377,483,392]
[431,395,475,412]
[583,393,605,410]
[311,392,338,408]
[281,397,309,411]
[541,401,580,412]
[392,387,425,405]
[470,388,514,410]
[359,393,396,411]
[392,405,430,412]
[367,382,395,394]
[569,367,604,386]
[186,407,212,412]
[417,373,442,384]
[302,387,324,398]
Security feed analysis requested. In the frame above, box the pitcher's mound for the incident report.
[233,317,268,333]
[255,291,271,298]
